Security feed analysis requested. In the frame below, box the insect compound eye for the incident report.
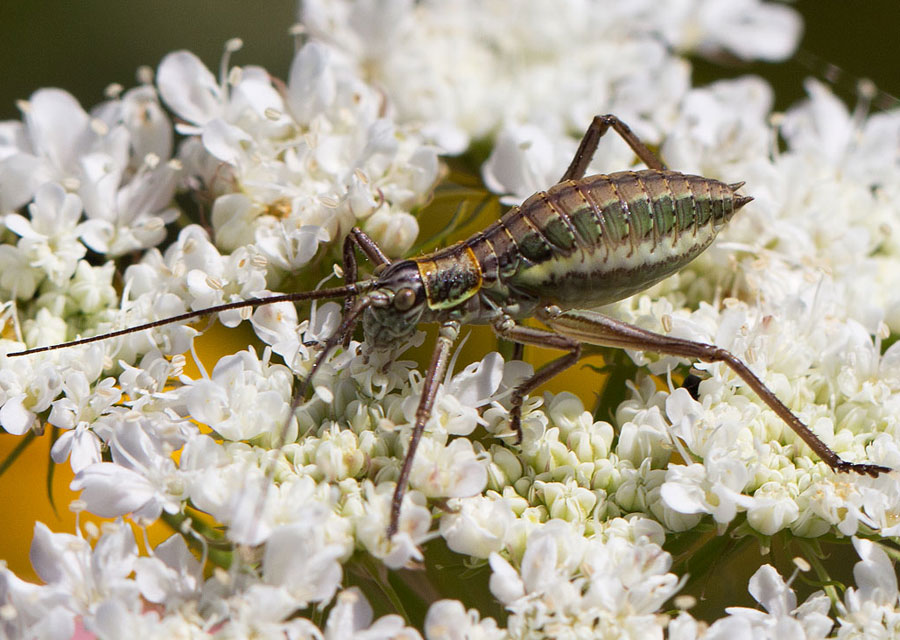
[393,287,417,311]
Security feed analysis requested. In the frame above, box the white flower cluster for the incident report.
[598,78,900,541]
[301,0,800,155]
[2,0,900,639]
[669,538,900,639]
[157,40,437,267]
[0,520,420,638]
[0,36,438,433]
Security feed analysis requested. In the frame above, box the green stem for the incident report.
[46,426,60,516]
[356,554,410,623]
[0,430,36,476]
[799,540,841,607]
[160,510,234,569]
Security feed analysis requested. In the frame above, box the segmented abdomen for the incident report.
[470,169,751,313]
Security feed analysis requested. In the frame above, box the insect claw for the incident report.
[863,464,891,477]
[834,461,892,477]
[728,181,746,192]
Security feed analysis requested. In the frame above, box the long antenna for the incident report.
[9,281,376,357]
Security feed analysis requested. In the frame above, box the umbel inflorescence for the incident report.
[2,2,900,639]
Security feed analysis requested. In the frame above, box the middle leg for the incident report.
[492,316,582,442]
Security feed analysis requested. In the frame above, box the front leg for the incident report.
[538,306,890,477]
[492,315,581,443]
[388,320,460,538]
[340,227,391,345]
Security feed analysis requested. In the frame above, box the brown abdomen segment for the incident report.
[477,169,751,311]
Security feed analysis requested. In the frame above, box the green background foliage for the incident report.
[1,1,898,120]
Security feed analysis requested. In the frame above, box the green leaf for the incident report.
[0,430,37,477]
[46,426,60,517]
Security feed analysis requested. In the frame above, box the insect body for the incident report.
[11,115,890,539]
[403,168,747,331]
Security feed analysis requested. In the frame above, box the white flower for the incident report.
[306,0,795,157]
[0,89,98,210]
[1,87,179,257]
[326,588,423,640]
[179,436,272,544]
[48,371,120,473]
[481,124,577,205]
[0,244,44,300]
[661,461,755,525]
[86,600,205,640]
[654,0,802,61]
[408,437,487,500]
[29,520,140,613]
[76,150,179,256]
[616,405,672,469]
[425,599,504,640]
[662,76,774,177]
[156,50,237,132]
[532,479,599,524]
[705,564,833,639]
[352,482,431,570]
[437,352,506,436]
[439,496,516,558]
[0,563,76,640]
[0,336,102,435]
[581,530,680,622]
[262,522,344,606]
[487,518,680,637]
[71,415,185,520]
[5,182,86,286]
[66,260,117,315]
[835,538,900,636]
[133,534,201,605]
[745,481,801,536]
[157,41,437,274]
[181,347,293,441]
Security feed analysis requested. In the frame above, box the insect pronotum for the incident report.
[11,114,891,538]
